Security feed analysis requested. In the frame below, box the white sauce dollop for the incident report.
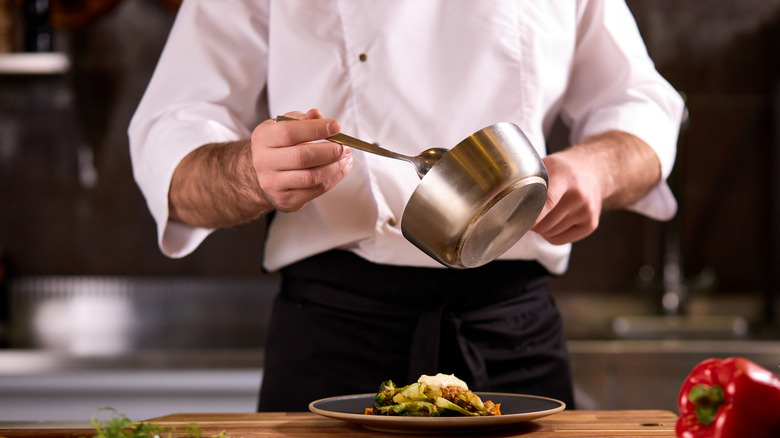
[417,373,468,389]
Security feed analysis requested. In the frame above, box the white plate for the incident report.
[309,392,565,434]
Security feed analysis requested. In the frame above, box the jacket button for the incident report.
[387,218,397,227]
[358,53,367,62]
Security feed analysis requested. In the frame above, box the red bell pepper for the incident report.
[677,357,780,438]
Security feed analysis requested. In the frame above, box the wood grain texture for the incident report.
[0,410,678,437]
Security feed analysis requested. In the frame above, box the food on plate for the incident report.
[364,373,501,417]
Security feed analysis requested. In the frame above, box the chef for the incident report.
[129,0,683,411]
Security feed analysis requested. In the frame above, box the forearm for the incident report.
[569,130,662,210]
[168,140,272,228]
[168,110,350,230]
[532,130,664,244]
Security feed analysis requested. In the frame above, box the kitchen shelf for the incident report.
[0,52,70,75]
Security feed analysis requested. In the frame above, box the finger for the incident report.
[258,116,341,148]
[319,152,354,192]
[261,154,354,211]
[263,185,327,212]
[281,110,306,120]
[531,177,562,231]
[543,212,597,240]
[269,153,353,191]
[539,203,592,235]
[270,141,351,172]
[303,108,324,120]
[533,200,599,244]
[531,196,569,235]
[280,108,322,121]
[542,224,593,245]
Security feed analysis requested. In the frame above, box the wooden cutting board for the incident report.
[0,410,678,437]
[143,410,678,437]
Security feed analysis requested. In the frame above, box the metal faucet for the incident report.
[661,234,688,315]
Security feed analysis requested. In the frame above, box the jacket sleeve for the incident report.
[128,0,271,258]
[561,0,685,220]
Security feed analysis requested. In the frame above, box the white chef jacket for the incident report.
[128,0,684,275]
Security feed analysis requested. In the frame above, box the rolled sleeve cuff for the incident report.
[578,94,684,221]
[129,103,252,258]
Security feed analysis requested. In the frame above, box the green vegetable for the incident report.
[433,397,479,416]
[366,380,500,417]
[85,408,231,438]
[375,401,437,416]
[375,380,398,404]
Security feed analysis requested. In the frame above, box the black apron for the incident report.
[257,250,574,411]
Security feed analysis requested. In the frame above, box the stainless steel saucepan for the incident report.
[276,116,548,269]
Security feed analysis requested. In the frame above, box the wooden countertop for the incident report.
[0,410,677,437]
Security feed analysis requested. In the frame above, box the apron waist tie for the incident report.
[407,305,444,383]
[407,307,489,389]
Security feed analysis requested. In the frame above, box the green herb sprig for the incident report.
[86,408,230,438]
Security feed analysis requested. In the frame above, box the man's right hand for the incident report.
[252,108,353,212]
[168,108,352,229]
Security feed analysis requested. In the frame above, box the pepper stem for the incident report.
[688,384,724,425]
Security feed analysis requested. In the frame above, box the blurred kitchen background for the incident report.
[1,0,778,422]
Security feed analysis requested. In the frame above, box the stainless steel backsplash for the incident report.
[6,275,280,354]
